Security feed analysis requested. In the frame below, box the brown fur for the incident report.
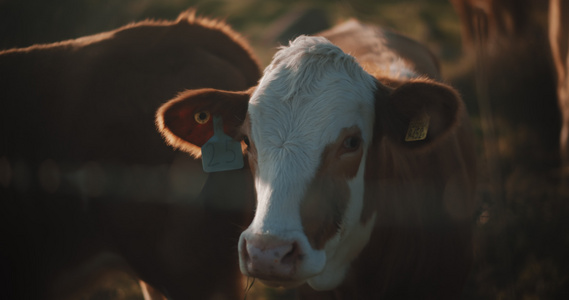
[451,0,568,181]
[300,126,363,250]
[352,99,476,299]
[449,0,532,51]
[318,19,441,80]
[0,11,260,300]
[549,0,569,181]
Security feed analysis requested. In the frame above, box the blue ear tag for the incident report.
[201,116,244,173]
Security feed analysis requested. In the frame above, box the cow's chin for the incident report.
[256,265,346,291]
[306,266,346,291]
[258,278,305,289]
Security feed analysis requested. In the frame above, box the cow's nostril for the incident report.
[242,237,301,278]
[281,242,300,266]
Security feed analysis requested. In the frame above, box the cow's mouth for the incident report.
[256,276,306,289]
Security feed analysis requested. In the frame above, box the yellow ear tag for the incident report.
[201,116,244,173]
[405,113,430,142]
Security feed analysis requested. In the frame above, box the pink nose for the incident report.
[241,236,301,279]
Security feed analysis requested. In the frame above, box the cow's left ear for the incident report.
[376,80,462,148]
[156,87,253,158]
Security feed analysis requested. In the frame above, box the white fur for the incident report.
[239,36,377,287]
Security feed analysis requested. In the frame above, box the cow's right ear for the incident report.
[156,87,253,158]
[376,79,462,150]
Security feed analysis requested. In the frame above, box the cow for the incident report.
[449,0,565,206]
[157,19,477,299]
[451,0,569,187]
[0,11,259,300]
[549,0,569,185]
[449,0,533,51]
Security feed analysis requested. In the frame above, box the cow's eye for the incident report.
[343,136,361,151]
[243,135,250,147]
[194,111,210,124]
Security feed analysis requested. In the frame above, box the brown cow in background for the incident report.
[549,0,569,183]
[0,11,259,300]
[448,1,569,298]
[451,0,569,185]
[450,0,561,186]
[449,0,532,51]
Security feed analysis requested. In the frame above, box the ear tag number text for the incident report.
[201,116,244,173]
[405,113,430,142]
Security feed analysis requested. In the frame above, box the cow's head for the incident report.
[156,36,462,290]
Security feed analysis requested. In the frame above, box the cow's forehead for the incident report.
[248,36,377,149]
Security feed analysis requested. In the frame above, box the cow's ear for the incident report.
[156,87,253,158]
[376,80,462,149]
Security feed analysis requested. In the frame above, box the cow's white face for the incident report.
[237,36,378,290]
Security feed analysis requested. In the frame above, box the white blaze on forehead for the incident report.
[246,36,377,235]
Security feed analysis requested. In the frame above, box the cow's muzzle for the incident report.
[238,231,325,287]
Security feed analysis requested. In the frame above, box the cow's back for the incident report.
[319,20,440,80]
[0,13,259,164]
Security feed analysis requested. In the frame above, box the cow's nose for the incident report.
[240,235,302,279]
